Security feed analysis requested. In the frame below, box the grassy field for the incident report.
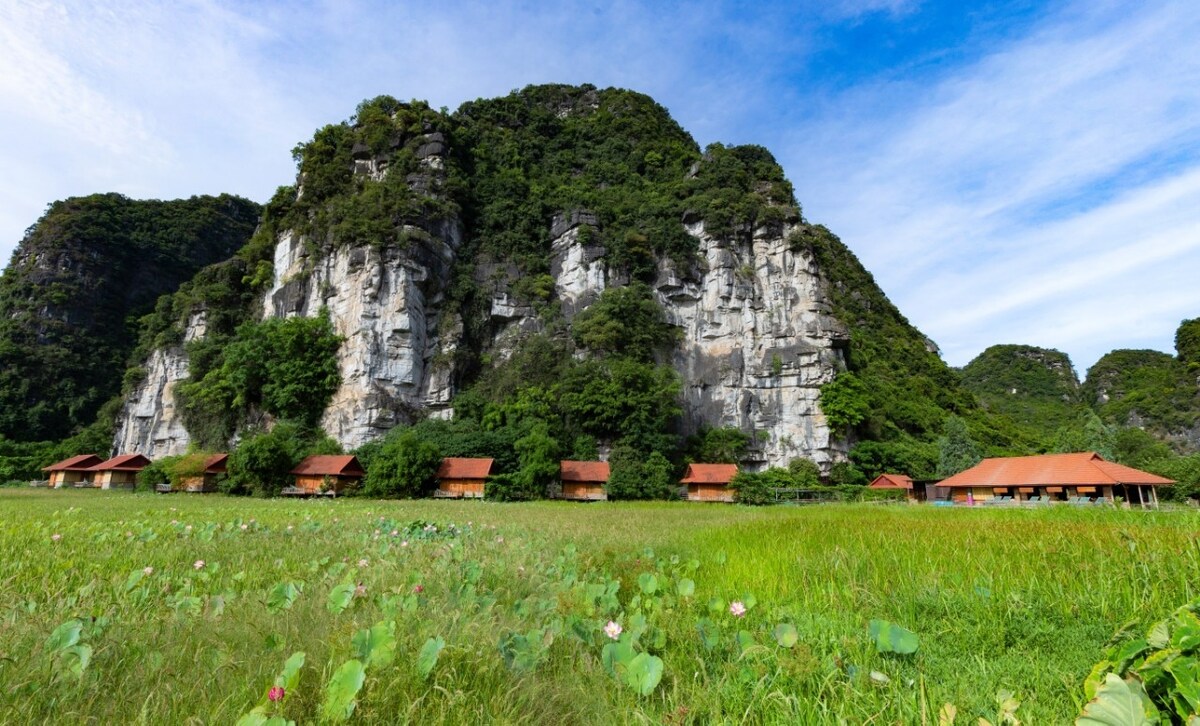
[1,489,1197,724]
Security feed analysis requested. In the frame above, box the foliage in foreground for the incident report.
[3,491,1200,723]
[1082,596,1200,723]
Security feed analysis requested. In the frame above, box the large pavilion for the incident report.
[936,451,1173,506]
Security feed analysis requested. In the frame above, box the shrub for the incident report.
[730,471,773,505]
[607,447,676,500]
[226,422,315,497]
[361,431,442,499]
[136,456,179,493]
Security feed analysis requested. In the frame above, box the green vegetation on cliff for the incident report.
[1083,345,1200,443]
[0,193,260,442]
[959,344,1086,442]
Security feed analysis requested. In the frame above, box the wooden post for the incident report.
[1151,486,1159,510]
[1135,485,1145,509]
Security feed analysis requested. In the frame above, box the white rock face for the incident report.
[112,312,208,457]
[262,223,462,449]
[654,222,850,469]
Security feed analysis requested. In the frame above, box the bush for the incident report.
[485,472,542,502]
[226,422,316,497]
[136,456,179,493]
[828,461,868,487]
[607,447,676,500]
[787,458,821,487]
[362,430,442,499]
[724,470,772,504]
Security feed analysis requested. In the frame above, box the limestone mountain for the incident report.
[959,344,1087,443]
[2,85,1019,477]
[1083,333,1200,451]
[0,193,260,442]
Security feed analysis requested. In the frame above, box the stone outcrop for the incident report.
[111,312,206,457]
[656,222,850,468]
[262,223,462,449]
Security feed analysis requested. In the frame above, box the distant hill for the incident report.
[959,344,1087,443]
[0,193,260,441]
[1083,338,1200,451]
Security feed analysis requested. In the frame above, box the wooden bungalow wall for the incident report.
[687,484,734,502]
[438,478,485,497]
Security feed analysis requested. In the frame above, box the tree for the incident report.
[511,421,559,499]
[937,416,982,477]
[607,446,676,500]
[226,422,313,497]
[819,372,870,434]
[362,430,442,498]
[1176,317,1200,365]
[572,283,680,361]
[691,426,750,463]
[1051,411,1115,459]
[787,458,822,487]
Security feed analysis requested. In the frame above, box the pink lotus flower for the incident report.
[412,584,424,594]
[354,582,367,597]
[193,559,205,570]
[400,540,409,548]
[240,524,249,531]
[357,559,369,568]
[390,530,399,537]
[50,533,61,542]
[286,525,294,531]
[268,685,285,702]
[125,531,133,537]
[143,566,154,576]
[729,601,746,617]
[604,621,623,640]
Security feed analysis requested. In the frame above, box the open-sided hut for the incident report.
[682,463,739,502]
[559,461,610,501]
[43,454,103,488]
[179,454,228,493]
[435,457,493,498]
[287,455,364,496]
[868,473,919,501]
[88,454,151,489]
[936,452,1173,506]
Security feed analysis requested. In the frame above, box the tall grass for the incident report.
[0,490,1196,723]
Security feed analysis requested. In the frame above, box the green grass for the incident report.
[1,490,1198,724]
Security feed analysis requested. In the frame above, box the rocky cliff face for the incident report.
[657,221,849,467]
[261,224,462,449]
[113,313,205,457]
[110,87,863,468]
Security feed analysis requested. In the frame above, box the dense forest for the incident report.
[0,194,260,441]
[0,85,1196,501]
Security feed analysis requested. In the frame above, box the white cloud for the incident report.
[787,0,1200,372]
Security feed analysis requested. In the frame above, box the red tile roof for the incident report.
[560,460,610,482]
[938,452,1174,488]
[869,473,914,490]
[437,457,494,479]
[42,454,103,472]
[204,454,228,474]
[289,455,364,477]
[680,463,738,485]
[88,454,151,472]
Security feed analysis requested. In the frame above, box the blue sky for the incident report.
[2,0,1198,374]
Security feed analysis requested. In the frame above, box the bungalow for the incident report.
[43,454,103,488]
[180,454,228,493]
[682,463,739,503]
[937,452,1173,507]
[286,455,364,496]
[559,460,609,501]
[88,454,151,489]
[434,457,493,499]
[868,473,919,502]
